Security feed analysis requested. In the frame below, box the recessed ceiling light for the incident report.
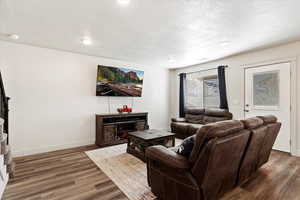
[8,34,19,40]
[118,0,130,6]
[81,37,92,46]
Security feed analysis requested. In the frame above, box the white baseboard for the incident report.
[12,140,95,157]
[291,149,300,157]
[295,149,300,157]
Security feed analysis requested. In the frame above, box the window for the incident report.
[203,76,220,108]
[185,74,203,109]
[185,74,220,109]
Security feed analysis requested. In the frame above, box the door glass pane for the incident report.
[253,71,279,106]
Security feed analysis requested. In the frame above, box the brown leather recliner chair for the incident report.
[146,115,281,200]
[171,108,233,139]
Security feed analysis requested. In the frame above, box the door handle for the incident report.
[244,109,250,112]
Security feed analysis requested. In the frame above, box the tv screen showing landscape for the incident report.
[96,65,144,97]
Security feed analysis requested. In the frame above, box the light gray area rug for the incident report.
[86,144,156,200]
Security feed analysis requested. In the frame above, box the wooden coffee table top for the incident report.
[128,129,175,141]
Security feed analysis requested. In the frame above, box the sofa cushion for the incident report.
[202,116,229,124]
[177,135,196,157]
[258,115,277,124]
[185,114,204,124]
[241,117,264,129]
[204,109,233,119]
[185,109,205,115]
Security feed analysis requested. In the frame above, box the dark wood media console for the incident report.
[95,112,149,147]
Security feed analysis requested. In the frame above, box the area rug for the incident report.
[86,139,182,200]
[85,144,156,200]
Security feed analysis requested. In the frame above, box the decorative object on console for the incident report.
[117,105,133,113]
[95,112,148,147]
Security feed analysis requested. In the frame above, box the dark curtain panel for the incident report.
[179,73,186,117]
[218,66,229,110]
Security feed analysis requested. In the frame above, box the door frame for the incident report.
[242,57,297,156]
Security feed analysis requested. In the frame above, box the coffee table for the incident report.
[127,129,175,161]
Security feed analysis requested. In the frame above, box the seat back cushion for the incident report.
[185,114,204,124]
[191,130,250,200]
[238,117,267,184]
[258,115,277,124]
[257,122,281,167]
[202,116,229,124]
[241,117,264,129]
[256,115,280,167]
[204,109,233,119]
[189,120,244,164]
[185,109,205,115]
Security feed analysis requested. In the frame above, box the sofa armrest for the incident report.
[146,145,190,169]
[171,118,187,123]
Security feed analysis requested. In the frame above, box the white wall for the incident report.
[0,40,170,156]
[170,41,300,156]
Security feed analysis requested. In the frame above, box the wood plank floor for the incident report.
[222,150,300,200]
[4,145,129,200]
[4,146,300,200]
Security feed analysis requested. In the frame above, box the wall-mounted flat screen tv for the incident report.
[96,65,144,97]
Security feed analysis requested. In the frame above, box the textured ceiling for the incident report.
[0,0,300,68]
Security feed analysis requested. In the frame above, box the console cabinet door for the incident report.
[103,125,116,144]
[136,121,146,131]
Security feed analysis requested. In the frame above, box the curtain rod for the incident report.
[178,65,228,76]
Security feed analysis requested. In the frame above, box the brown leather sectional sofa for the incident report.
[171,109,233,139]
[146,115,281,200]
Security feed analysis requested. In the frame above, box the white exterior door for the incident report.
[244,62,291,152]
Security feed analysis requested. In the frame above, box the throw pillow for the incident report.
[177,135,196,157]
